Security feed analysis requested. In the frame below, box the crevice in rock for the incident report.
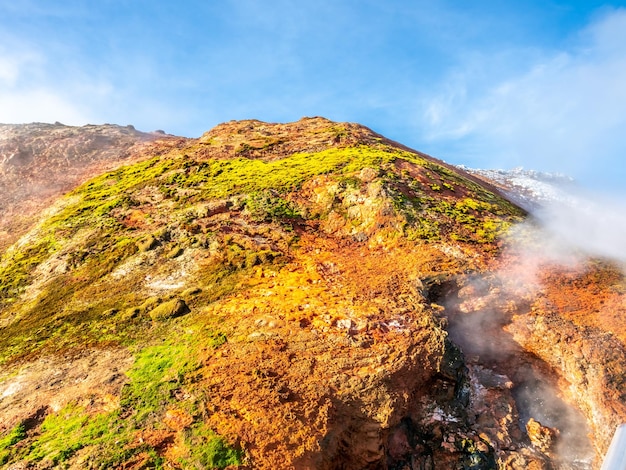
[438,275,595,469]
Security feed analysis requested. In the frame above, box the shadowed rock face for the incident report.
[0,117,624,469]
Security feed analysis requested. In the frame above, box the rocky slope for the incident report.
[0,117,624,469]
[0,122,182,251]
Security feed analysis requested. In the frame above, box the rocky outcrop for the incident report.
[436,259,626,469]
[507,307,626,461]
[195,117,387,160]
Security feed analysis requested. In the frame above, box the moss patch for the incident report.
[11,328,238,468]
[148,298,190,321]
[0,423,27,465]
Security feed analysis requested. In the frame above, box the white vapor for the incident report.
[533,194,626,266]
[499,181,626,298]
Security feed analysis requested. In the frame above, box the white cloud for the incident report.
[0,57,20,86]
[0,88,91,125]
[0,46,41,87]
[0,42,99,125]
[420,9,626,188]
[0,43,86,124]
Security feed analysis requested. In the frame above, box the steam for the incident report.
[532,193,626,266]
[498,180,626,300]
[496,194,618,466]
[440,181,626,467]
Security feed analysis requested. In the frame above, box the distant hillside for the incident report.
[457,165,578,210]
[0,122,183,250]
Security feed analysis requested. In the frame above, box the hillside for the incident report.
[0,117,624,469]
[0,122,182,251]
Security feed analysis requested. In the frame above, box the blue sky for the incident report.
[1,1,626,193]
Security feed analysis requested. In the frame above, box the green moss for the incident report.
[20,404,159,467]
[43,156,176,235]
[182,286,202,297]
[160,146,398,201]
[122,342,192,423]
[0,423,27,465]
[141,296,162,311]
[25,404,122,465]
[224,243,280,271]
[14,327,228,467]
[0,235,57,299]
[405,219,441,241]
[15,323,229,467]
[124,296,163,320]
[0,141,519,313]
[137,235,158,252]
[245,190,300,223]
[121,330,224,422]
[429,198,519,244]
[180,422,243,468]
[371,164,521,245]
[167,246,184,258]
[338,175,363,189]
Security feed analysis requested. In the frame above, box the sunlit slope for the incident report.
[0,118,524,468]
[0,121,523,362]
[0,123,180,251]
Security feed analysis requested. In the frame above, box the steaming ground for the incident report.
[444,271,595,468]
[440,168,626,468]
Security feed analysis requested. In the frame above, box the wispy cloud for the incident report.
[0,41,94,125]
[0,55,23,86]
[3,0,626,174]
[0,88,91,125]
[420,8,626,191]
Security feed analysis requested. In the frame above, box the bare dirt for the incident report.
[0,347,132,435]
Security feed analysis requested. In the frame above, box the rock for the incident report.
[336,318,354,330]
[387,423,412,460]
[167,246,184,258]
[122,306,141,320]
[526,418,559,455]
[123,297,162,320]
[359,167,378,182]
[182,286,202,297]
[102,308,119,317]
[140,296,162,312]
[149,299,190,321]
[163,408,193,431]
[458,295,492,313]
[136,235,158,252]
